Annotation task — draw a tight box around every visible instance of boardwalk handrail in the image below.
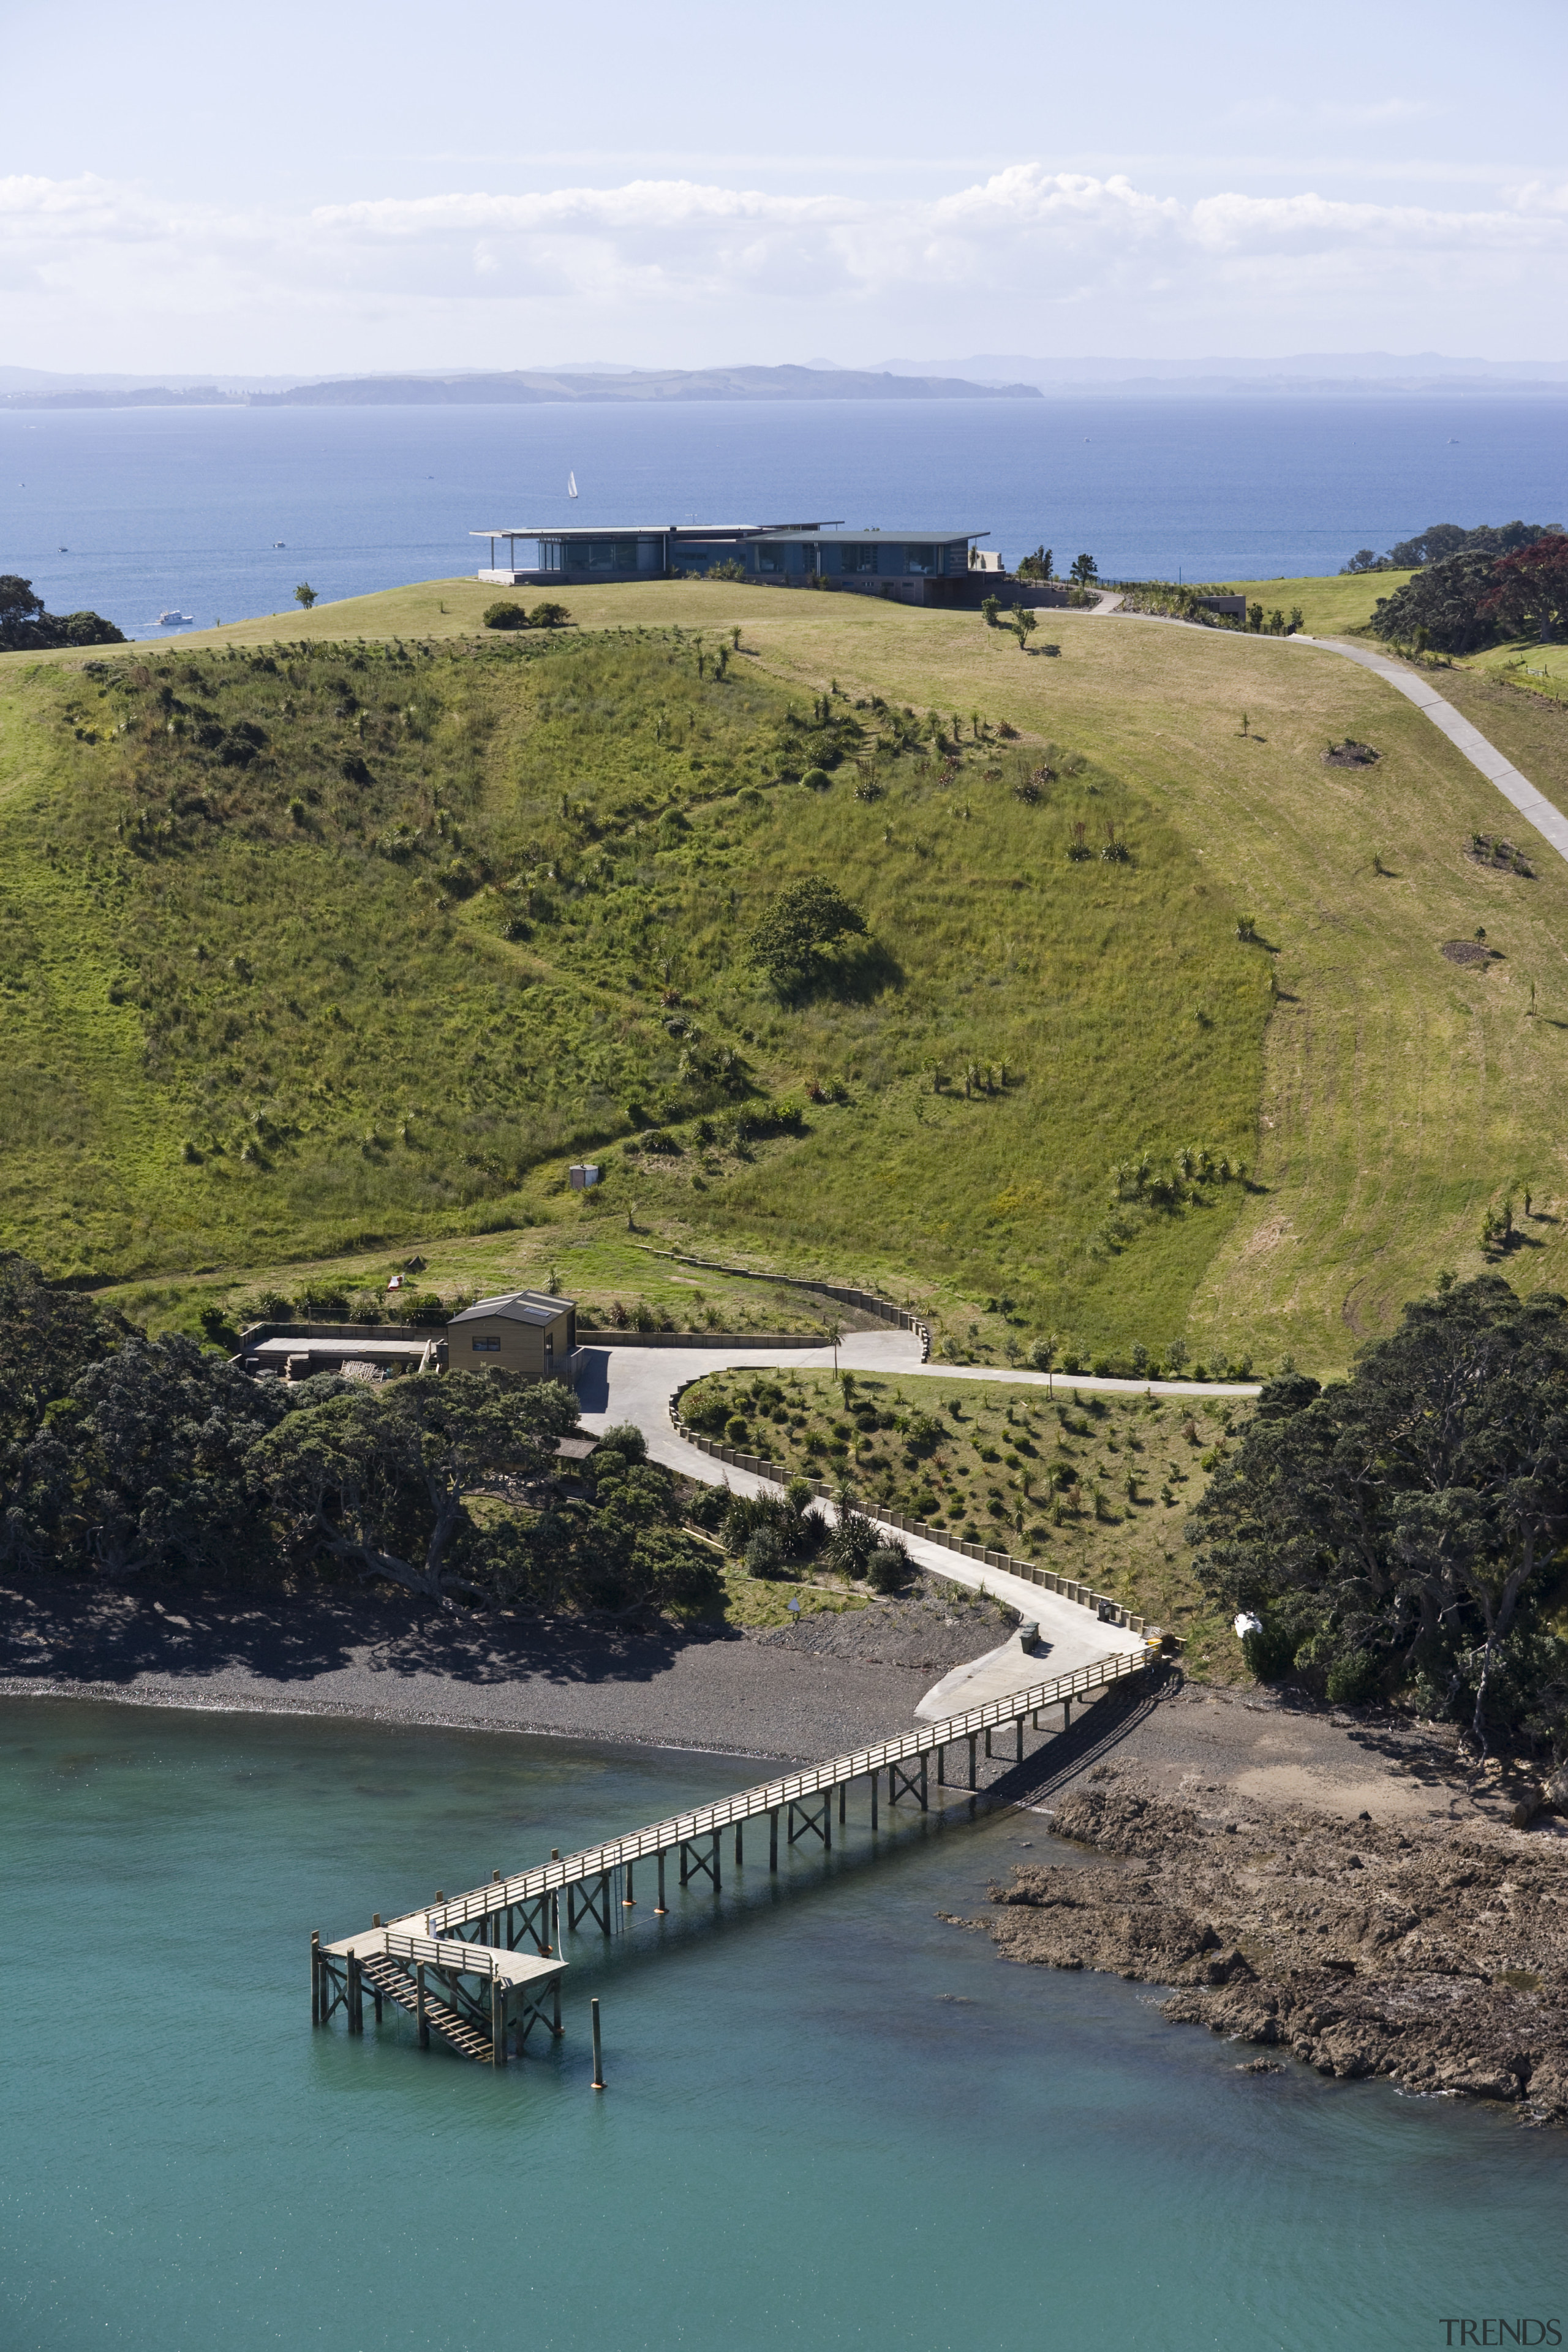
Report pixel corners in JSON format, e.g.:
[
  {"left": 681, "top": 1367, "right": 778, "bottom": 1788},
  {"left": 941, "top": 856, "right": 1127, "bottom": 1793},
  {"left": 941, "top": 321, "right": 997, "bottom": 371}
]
[
  {"left": 427, "top": 1645, "right": 1148, "bottom": 1934},
  {"left": 382, "top": 1932, "right": 497, "bottom": 1978}
]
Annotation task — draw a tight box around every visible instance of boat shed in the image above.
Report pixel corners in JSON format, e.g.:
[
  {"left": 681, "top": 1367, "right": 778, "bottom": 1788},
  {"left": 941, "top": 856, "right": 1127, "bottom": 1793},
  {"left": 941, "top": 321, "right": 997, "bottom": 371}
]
[
  {"left": 447, "top": 1289, "right": 578, "bottom": 1384},
  {"left": 471, "top": 521, "right": 989, "bottom": 605}
]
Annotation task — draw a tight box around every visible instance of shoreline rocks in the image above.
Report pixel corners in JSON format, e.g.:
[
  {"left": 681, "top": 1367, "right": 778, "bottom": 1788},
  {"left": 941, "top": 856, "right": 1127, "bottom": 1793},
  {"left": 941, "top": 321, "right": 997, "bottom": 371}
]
[{"left": 965, "top": 1782, "right": 1568, "bottom": 2125}]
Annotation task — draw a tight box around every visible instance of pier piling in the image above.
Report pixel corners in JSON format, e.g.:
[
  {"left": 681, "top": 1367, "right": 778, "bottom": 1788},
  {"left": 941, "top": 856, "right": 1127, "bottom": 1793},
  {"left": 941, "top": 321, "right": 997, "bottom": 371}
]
[{"left": 590, "top": 1998, "right": 605, "bottom": 2091}]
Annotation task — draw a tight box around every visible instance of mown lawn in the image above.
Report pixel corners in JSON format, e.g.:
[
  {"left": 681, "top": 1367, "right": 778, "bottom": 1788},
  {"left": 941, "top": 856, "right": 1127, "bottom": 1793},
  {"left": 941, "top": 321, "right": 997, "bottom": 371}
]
[{"left": 1219, "top": 571, "right": 1415, "bottom": 637}]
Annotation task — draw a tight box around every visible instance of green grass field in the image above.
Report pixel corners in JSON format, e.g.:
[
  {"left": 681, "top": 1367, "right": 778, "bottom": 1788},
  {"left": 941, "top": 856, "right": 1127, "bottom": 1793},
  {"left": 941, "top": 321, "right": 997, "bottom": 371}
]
[
  {"left": 1220, "top": 571, "right": 1416, "bottom": 637},
  {"left": 6, "top": 571, "right": 1568, "bottom": 1374}
]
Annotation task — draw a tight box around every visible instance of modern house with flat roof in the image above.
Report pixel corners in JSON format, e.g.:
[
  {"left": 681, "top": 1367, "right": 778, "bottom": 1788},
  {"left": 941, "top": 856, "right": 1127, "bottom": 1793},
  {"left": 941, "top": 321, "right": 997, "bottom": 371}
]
[
  {"left": 472, "top": 521, "right": 990, "bottom": 606},
  {"left": 447, "top": 1289, "right": 578, "bottom": 1384}
]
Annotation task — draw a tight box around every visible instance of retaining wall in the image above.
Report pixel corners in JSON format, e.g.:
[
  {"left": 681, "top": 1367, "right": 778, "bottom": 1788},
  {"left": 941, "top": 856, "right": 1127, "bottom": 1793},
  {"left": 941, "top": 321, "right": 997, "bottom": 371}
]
[
  {"left": 579, "top": 1329, "right": 824, "bottom": 1350},
  {"left": 635, "top": 1248, "right": 931, "bottom": 1360},
  {"left": 668, "top": 1397, "right": 1145, "bottom": 1636}
]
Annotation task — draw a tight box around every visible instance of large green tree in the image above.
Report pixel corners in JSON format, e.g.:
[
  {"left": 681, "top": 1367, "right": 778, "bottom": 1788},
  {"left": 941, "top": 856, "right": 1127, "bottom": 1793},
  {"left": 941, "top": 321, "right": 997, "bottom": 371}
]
[
  {"left": 744, "top": 876, "right": 867, "bottom": 992},
  {"left": 253, "top": 1370, "right": 580, "bottom": 1599},
  {"left": 1191, "top": 1278, "right": 1568, "bottom": 1749}
]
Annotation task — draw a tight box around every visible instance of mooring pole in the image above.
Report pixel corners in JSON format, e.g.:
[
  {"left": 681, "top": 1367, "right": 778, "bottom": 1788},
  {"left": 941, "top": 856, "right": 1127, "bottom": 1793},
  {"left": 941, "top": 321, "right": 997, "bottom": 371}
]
[
  {"left": 655, "top": 1850, "right": 667, "bottom": 1913},
  {"left": 769, "top": 1809, "right": 779, "bottom": 1871},
  {"left": 552, "top": 1978, "right": 563, "bottom": 2037},
  {"left": 311, "top": 1931, "right": 321, "bottom": 2025},
  {"left": 590, "top": 1999, "right": 605, "bottom": 2091}
]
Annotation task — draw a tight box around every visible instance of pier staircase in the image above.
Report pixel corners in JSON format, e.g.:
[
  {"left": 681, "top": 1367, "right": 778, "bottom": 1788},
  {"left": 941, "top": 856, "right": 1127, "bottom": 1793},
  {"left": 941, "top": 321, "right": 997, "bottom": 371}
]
[{"left": 359, "top": 1951, "right": 494, "bottom": 2064}]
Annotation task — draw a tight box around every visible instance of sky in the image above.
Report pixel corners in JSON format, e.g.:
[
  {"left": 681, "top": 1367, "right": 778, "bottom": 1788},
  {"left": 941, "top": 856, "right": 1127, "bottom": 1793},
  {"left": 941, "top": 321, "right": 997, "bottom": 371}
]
[{"left": 4, "top": 0, "right": 1567, "bottom": 376}]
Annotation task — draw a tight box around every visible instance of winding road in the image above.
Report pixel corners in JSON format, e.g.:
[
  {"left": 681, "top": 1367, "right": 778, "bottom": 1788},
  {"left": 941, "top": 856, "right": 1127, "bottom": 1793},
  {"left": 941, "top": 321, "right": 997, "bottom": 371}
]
[{"left": 575, "top": 1332, "right": 1250, "bottom": 1681}]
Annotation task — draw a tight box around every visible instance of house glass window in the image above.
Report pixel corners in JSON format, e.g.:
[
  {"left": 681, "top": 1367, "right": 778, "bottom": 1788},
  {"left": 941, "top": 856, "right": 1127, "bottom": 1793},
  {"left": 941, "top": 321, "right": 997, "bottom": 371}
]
[
  {"left": 472, "top": 1336, "right": 501, "bottom": 1352},
  {"left": 844, "top": 545, "right": 877, "bottom": 573},
  {"left": 757, "top": 545, "right": 781, "bottom": 571},
  {"left": 905, "top": 545, "right": 936, "bottom": 575}
]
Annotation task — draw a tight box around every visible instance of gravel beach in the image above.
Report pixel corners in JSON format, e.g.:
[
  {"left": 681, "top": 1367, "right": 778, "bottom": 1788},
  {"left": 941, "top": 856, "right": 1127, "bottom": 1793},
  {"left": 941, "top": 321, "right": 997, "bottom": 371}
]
[{"left": 0, "top": 1577, "right": 1014, "bottom": 1760}]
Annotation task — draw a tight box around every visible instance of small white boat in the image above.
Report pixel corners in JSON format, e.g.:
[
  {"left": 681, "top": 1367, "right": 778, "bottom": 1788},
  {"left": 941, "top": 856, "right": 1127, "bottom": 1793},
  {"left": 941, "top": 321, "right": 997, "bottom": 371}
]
[
  {"left": 568, "top": 470, "right": 578, "bottom": 499},
  {"left": 273, "top": 540, "right": 285, "bottom": 548},
  {"left": 156, "top": 609, "right": 195, "bottom": 625}
]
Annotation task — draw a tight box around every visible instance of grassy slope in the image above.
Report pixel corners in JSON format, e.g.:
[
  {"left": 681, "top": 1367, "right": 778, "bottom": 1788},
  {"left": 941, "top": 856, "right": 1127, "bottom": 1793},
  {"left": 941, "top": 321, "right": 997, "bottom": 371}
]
[
  {"left": 0, "top": 617, "right": 1266, "bottom": 1368},
  {"left": 6, "top": 574, "right": 1568, "bottom": 1372},
  {"left": 682, "top": 1363, "right": 1244, "bottom": 1677}
]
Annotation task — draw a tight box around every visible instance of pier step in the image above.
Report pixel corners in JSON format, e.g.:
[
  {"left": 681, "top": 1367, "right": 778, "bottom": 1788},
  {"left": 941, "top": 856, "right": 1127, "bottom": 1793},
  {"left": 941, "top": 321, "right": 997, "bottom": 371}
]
[{"left": 360, "top": 1953, "right": 494, "bottom": 2064}]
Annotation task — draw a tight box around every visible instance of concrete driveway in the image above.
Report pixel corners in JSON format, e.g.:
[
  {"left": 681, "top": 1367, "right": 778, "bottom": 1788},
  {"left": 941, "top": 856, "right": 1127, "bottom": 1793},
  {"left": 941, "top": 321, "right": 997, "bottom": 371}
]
[{"left": 575, "top": 1330, "right": 1156, "bottom": 1674}]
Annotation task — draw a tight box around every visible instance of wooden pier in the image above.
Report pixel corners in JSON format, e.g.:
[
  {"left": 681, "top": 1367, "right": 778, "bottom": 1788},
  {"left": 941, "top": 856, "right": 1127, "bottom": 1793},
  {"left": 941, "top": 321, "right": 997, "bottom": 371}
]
[{"left": 312, "top": 1643, "right": 1151, "bottom": 2067}]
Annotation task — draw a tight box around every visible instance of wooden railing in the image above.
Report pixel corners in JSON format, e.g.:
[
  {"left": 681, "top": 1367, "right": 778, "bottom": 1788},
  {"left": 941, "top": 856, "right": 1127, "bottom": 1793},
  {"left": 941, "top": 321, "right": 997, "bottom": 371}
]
[
  {"left": 427, "top": 1645, "right": 1149, "bottom": 1934},
  {"left": 382, "top": 1931, "right": 497, "bottom": 1978}
]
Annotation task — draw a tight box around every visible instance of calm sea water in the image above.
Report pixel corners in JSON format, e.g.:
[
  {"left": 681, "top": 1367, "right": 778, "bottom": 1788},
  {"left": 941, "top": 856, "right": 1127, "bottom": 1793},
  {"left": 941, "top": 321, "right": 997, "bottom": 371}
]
[
  {"left": 1, "top": 398, "right": 1565, "bottom": 639},
  {"left": 2, "top": 1695, "right": 1562, "bottom": 2352}
]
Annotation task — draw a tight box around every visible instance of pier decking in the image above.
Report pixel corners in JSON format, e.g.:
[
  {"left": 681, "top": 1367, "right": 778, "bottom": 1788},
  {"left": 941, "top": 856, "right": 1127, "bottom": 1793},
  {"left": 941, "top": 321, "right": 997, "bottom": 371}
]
[{"left": 313, "top": 1643, "right": 1152, "bottom": 2066}]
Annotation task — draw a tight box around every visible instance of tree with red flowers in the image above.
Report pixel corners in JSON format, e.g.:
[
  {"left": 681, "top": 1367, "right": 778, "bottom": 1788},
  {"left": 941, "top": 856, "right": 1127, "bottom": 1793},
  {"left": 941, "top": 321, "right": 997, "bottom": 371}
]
[{"left": 1480, "top": 533, "right": 1568, "bottom": 640}]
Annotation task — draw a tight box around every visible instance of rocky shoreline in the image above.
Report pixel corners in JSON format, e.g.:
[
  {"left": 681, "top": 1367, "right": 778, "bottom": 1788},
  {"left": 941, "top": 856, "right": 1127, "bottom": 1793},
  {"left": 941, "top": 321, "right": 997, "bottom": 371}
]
[{"left": 964, "top": 1779, "right": 1568, "bottom": 2125}]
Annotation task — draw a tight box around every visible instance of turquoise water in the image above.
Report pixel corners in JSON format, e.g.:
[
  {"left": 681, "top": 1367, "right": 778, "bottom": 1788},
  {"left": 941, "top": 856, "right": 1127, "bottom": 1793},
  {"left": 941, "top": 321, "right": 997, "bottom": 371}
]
[{"left": 2, "top": 1697, "right": 1564, "bottom": 2352}]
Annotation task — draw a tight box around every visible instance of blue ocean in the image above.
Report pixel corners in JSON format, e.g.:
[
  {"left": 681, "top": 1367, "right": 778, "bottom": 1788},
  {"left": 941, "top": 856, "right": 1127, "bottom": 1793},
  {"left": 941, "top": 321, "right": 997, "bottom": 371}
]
[{"left": 1, "top": 395, "right": 1565, "bottom": 639}]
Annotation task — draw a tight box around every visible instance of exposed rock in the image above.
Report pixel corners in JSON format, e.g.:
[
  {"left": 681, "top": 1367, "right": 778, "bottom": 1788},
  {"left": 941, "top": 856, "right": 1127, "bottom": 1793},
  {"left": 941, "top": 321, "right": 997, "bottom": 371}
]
[{"left": 965, "top": 1784, "right": 1568, "bottom": 2124}]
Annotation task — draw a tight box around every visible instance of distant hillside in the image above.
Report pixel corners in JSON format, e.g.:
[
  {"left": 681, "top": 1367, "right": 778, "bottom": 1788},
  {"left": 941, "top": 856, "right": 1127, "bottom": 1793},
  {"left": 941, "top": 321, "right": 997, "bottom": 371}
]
[
  {"left": 254, "top": 365, "right": 1040, "bottom": 406},
  {"left": 0, "top": 364, "right": 1039, "bottom": 412}
]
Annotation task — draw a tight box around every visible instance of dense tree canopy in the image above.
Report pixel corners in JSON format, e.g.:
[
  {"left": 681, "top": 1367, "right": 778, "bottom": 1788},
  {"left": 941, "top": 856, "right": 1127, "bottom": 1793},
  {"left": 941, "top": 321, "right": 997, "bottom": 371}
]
[
  {"left": 0, "top": 1254, "right": 718, "bottom": 1617},
  {"left": 1191, "top": 1278, "right": 1568, "bottom": 1749},
  {"left": 253, "top": 1370, "right": 579, "bottom": 1599},
  {"left": 1343, "top": 520, "right": 1558, "bottom": 576},
  {"left": 1480, "top": 535, "right": 1568, "bottom": 640},
  {"left": 1370, "top": 550, "right": 1517, "bottom": 654},
  {"left": 0, "top": 575, "right": 124, "bottom": 652}
]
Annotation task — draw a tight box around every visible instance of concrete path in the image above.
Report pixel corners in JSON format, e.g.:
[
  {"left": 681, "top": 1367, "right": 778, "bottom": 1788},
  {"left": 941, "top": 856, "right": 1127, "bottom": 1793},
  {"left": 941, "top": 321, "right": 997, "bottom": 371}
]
[
  {"left": 915, "top": 1623, "right": 1067, "bottom": 1722},
  {"left": 575, "top": 1330, "right": 1159, "bottom": 1671},
  {"left": 1295, "top": 636, "right": 1568, "bottom": 867}
]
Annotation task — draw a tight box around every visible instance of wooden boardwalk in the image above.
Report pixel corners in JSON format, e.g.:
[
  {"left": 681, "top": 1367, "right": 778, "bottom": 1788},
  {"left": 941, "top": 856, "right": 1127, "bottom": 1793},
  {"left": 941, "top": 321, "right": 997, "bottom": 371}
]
[{"left": 312, "top": 1643, "right": 1152, "bottom": 2066}]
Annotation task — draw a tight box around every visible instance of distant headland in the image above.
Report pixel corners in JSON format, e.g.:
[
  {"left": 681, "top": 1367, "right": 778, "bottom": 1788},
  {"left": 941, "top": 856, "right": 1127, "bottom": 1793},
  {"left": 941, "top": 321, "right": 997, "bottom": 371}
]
[{"left": 0, "top": 363, "right": 1041, "bottom": 412}]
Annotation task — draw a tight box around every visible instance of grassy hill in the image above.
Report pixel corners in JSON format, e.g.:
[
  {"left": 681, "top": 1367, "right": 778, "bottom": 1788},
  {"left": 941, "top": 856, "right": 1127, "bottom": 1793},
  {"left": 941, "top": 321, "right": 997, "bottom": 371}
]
[{"left": 6, "top": 573, "right": 1568, "bottom": 1373}]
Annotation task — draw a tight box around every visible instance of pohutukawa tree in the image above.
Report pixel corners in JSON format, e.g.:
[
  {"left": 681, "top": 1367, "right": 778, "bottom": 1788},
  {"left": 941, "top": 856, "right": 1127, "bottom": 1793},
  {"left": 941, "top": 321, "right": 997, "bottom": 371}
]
[{"left": 1190, "top": 1276, "right": 1568, "bottom": 1751}]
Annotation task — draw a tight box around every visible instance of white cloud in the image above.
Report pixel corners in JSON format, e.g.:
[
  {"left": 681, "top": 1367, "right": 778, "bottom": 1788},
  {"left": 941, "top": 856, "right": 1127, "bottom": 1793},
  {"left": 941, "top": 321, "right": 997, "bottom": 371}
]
[{"left": 2, "top": 162, "right": 1565, "bottom": 366}]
